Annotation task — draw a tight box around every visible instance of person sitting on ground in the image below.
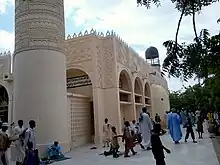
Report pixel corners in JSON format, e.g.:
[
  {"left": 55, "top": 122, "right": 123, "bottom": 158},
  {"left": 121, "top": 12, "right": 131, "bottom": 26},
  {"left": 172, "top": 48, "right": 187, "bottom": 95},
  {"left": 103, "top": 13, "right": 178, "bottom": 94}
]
[
  {"left": 151, "top": 124, "right": 171, "bottom": 165},
  {"left": 48, "top": 141, "right": 64, "bottom": 160}
]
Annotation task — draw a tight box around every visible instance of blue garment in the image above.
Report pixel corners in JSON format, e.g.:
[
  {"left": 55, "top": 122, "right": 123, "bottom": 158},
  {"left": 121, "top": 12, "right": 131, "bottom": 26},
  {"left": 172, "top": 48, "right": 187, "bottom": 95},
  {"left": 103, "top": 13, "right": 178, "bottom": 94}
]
[
  {"left": 23, "top": 149, "right": 38, "bottom": 165},
  {"left": 168, "top": 112, "right": 182, "bottom": 142},
  {"left": 48, "top": 145, "right": 63, "bottom": 159}
]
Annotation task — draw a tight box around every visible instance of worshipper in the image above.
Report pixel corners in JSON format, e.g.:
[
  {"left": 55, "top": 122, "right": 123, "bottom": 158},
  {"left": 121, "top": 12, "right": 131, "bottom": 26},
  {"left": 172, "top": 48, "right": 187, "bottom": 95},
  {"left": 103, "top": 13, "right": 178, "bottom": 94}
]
[
  {"left": 48, "top": 141, "right": 64, "bottom": 160},
  {"left": 151, "top": 124, "right": 171, "bottom": 165},
  {"left": 155, "top": 113, "right": 166, "bottom": 135},
  {"left": 180, "top": 110, "right": 187, "bottom": 127},
  {"left": 0, "top": 123, "right": 12, "bottom": 165},
  {"left": 133, "top": 125, "right": 145, "bottom": 150},
  {"left": 122, "top": 121, "right": 137, "bottom": 157},
  {"left": 195, "top": 110, "right": 201, "bottom": 123},
  {"left": 111, "top": 126, "right": 122, "bottom": 158},
  {"left": 103, "top": 118, "right": 111, "bottom": 148},
  {"left": 130, "top": 120, "right": 137, "bottom": 134},
  {"left": 167, "top": 109, "right": 182, "bottom": 144},
  {"left": 185, "top": 115, "right": 197, "bottom": 143},
  {"left": 13, "top": 120, "right": 25, "bottom": 165},
  {"left": 189, "top": 112, "right": 196, "bottom": 126},
  {"left": 24, "top": 120, "right": 36, "bottom": 150},
  {"left": 139, "top": 107, "right": 153, "bottom": 150},
  {"left": 23, "top": 142, "right": 39, "bottom": 165},
  {"left": 197, "top": 116, "right": 204, "bottom": 139},
  {"left": 155, "top": 113, "right": 161, "bottom": 124}
]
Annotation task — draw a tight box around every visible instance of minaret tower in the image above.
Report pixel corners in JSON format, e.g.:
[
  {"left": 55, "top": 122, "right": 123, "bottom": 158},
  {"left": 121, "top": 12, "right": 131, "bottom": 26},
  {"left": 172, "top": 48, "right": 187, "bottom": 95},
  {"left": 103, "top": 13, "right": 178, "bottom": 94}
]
[
  {"left": 13, "top": 0, "right": 69, "bottom": 152},
  {"left": 145, "top": 46, "right": 161, "bottom": 73}
]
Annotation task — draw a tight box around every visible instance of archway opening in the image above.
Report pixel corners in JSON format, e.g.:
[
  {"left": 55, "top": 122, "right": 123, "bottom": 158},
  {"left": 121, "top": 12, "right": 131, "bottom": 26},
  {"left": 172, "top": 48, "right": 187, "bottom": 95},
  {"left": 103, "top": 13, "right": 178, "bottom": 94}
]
[
  {"left": 0, "top": 85, "right": 8, "bottom": 123},
  {"left": 66, "top": 69, "right": 95, "bottom": 148},
  {"left": 119, "top": 70, "right": 133, "bottom": 129},
  {"left": 144, "top": 82, "right": 151, "bottom": 114},
  {"left": 134, "top": 77, "right": 143, "bottom": 120}
]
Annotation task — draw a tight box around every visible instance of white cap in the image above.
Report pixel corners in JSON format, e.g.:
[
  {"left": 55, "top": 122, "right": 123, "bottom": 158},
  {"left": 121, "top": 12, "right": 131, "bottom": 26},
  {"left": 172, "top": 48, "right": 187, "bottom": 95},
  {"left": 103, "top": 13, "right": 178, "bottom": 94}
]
[{"left": 2, "top": 122, "right": 9, "bottom": 127}]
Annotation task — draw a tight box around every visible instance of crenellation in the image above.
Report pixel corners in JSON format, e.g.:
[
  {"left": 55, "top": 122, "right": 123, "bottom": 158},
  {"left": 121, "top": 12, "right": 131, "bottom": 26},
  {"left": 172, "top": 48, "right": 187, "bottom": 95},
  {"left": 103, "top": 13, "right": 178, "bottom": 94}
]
[{"left": 0, "top": 51, "right": 11, "bottom": 56}]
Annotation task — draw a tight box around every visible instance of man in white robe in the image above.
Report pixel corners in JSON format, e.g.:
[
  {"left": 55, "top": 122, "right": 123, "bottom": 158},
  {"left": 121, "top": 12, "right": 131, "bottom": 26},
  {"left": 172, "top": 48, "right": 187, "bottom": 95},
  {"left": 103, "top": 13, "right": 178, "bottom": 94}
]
[
  {"left": 13, "top": 120, "right": 25, "bottom": 165},
  {"left": 24, "top": 120, "right": 36, "bottom": 150},
  {"left": 139, "top": 107, "right": 153, "bottom": 150}
]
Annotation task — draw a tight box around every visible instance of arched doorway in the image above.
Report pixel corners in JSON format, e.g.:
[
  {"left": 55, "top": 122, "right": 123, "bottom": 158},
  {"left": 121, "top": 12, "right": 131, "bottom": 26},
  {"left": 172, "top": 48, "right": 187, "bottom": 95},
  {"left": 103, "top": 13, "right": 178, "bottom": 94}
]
[
  {"left": 119, "top": 70, "right": 133, "bottom": 128},
  {"left": 66, "top": 68, "right": 95, "bottom": 148},
  {"left": 134, "top": 77, "right": 143, "bottom": 120},
  {"left": 0, "top": 85, "right": 8, "bottom": 123},
  {"left": 144, "top": 82, "right": 151, "bottom": 114}
]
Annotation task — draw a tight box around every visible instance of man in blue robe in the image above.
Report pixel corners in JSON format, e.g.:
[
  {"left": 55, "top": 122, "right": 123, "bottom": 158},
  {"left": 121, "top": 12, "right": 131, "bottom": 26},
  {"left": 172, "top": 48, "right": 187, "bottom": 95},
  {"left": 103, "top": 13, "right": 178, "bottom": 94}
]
[{"left": 167, "top": 109, "right": 182, "bottom": 144}]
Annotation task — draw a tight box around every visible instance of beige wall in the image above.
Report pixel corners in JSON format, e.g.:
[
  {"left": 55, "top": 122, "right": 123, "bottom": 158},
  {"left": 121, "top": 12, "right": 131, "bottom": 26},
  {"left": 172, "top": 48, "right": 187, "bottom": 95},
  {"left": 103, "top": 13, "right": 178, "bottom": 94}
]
[
  {"left": 0, "top": 30, "right": 170, "bottom": 151},
  {"left": 65, "top": 31, "right": 170, "bottom": 145},
  {"left": 151, "top": 84, "right": 170, "bottom": 120}
]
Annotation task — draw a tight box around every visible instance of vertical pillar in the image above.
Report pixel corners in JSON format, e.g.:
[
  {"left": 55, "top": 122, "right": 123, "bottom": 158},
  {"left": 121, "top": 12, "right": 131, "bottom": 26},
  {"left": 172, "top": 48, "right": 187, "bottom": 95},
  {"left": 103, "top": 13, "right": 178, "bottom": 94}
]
[{"left": 13, "top": 0, "right": 69, "bottom": 154}]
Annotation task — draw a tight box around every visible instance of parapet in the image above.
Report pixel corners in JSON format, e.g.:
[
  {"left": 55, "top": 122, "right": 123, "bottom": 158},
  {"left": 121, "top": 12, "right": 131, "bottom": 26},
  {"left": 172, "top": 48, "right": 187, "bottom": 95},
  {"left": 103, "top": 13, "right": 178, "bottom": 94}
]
[
  {"left": 0, "top": 51, "right": 11, "bottom": 57},
  {"left": 66, "top": 28, "right": 129, "bottom": 48}
]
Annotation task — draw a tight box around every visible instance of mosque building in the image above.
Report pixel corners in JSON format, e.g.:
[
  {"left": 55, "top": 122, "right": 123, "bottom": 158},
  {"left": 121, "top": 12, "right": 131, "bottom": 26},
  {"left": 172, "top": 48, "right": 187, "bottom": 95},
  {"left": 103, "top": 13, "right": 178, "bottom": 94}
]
[{"left": 0, "top": 0, "right": 170, "bottom": 157}]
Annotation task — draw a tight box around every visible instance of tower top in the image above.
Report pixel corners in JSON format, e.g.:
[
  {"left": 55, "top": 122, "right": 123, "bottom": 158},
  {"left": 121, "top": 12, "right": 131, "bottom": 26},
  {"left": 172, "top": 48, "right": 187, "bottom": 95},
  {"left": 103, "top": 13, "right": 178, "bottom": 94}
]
[
  {"left": 145, "top": 46, "right": 159, "bottom": 59},
  {"left": 14, "top": 0, "right": 65, "bottom": 55}
]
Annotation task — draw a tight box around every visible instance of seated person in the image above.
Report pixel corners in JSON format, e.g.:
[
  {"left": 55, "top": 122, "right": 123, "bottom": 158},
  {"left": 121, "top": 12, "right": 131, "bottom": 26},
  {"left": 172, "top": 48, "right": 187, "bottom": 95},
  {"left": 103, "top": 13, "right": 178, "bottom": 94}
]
[{"left": 48, "top": 141, "right": 64, "bottom": 160}]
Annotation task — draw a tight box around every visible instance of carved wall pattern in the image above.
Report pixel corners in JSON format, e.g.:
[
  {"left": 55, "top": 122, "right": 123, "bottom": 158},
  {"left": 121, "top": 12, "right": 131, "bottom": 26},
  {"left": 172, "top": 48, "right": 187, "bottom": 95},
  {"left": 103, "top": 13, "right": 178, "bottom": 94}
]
[
  {"left": 0, "top": 52, "right": 11, "bottom": 81},
  {"left": 15, "top": 0, "right": 65, "bottom": 54},
  {"left": 65, "top": 40, "right": 93, "bottom": 67},
  {"left": 116, "top": 39, "right": 129, "bottom": 67},
  {"left": 102, "top": 39, "right": 114, "bottom": 88},
  {"left": 95, "top": 45, "right": 102, "bottom": 88}
]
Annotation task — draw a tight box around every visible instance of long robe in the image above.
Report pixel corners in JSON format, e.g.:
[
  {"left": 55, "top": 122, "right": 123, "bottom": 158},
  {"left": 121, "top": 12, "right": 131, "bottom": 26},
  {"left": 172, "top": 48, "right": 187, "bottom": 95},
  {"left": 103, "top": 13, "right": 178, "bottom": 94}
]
[
  {"left": 13, "top": 126, "right": 25, "bottom": 162},
  {"left": 167, "top": 112, "right": 182, "bottom": 142},
  {"left": 24, "top": 128, "right": 36, "bottom": 150},
  {"left": 140, "top": 112, "right": 153, "bottom": 147}
]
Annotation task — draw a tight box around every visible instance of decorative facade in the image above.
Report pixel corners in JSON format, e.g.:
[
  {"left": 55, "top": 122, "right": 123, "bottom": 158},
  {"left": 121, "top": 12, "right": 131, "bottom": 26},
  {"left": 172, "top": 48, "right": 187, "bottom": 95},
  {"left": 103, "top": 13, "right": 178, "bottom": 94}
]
[{"left": 0, "top": 0, "right": 170, "bottom": 158}]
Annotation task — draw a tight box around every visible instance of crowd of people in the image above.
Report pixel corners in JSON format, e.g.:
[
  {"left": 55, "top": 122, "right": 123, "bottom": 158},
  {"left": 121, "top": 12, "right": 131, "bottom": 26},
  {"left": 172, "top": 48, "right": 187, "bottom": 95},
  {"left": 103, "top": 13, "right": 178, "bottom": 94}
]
[
  {"left": 0, "top": 120, "right": 63, "bottom": 165},
  {"left": 102, "top": 107, "right": 206, "bottom": 165},
  {"left": 102, "top": 107, "right": 171, "bottom": 165},
  {"left": 0, "top": 107, "right": 207, "bottom": 165}
]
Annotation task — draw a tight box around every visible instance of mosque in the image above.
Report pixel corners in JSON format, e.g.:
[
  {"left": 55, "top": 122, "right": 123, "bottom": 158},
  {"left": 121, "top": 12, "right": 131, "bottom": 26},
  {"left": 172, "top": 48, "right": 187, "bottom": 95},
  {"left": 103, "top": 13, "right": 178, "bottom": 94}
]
[{"left": 0, "top": 0, "right": 170, "bottom": 157}]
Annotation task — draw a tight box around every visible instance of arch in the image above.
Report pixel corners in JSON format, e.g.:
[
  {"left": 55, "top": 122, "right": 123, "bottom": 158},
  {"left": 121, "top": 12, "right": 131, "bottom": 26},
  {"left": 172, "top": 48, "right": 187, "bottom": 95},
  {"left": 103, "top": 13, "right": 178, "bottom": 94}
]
[
  {"left": 118, "top": 69, "right": 132, "bottom": 92},
  {"left": 144, "top": 82, "right": 151, "bottom": 97},
  {"left": 0, "top": 84, "right": 9, "bottom": 122},
  {"left": 66, "top": 66, "right": 93, "bottom": 85},
  {"left": 134, "top": 77, "right": 143, "bottom": 95},
  {"left": 66, "top": 68, "right": 95, "bottom": 148}
]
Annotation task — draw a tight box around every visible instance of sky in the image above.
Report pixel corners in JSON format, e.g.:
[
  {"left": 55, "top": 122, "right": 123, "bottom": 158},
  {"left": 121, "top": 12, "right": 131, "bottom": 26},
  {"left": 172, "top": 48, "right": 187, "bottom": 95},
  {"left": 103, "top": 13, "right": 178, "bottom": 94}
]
[{"left": 0, "top": 0, "right": 219, "bottom": 91}]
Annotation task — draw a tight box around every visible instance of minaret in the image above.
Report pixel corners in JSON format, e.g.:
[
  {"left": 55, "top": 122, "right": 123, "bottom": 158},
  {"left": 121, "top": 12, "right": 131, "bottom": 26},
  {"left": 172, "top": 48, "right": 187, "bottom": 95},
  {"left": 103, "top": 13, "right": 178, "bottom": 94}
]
[
  {"left": 145, "top": 46, "right": 161, "bottom": 73},
  {"left": 13, "top": 0, "right": 69, "bottom": 153}
]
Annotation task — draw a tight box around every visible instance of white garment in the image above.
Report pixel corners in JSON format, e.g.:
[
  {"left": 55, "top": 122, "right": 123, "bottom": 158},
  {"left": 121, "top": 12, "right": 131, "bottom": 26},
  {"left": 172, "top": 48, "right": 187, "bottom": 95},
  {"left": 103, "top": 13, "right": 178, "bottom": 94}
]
[
  {"left": 140, "top": 113, "right": 153, "bottom": 148},
  {"left": 24, "top": 128, "right": 36, "bottom": 150},
  {"left": 13, "top": 126, "right": 25, "bottom": 162},
  {"left": 130, "top": 123, "right": 137, "bottom": 134}
]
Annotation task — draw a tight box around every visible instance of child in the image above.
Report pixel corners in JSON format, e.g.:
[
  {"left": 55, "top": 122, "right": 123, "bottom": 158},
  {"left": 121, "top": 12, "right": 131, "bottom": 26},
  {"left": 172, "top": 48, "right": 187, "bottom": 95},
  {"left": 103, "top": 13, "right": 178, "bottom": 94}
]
[
  {"left": 135, "top": 126, "right": 145, "bottom": 150},
  {"left": 151, "top": 124, "right": 171, "bottom": 165},
  {"left": 197, "top": 116, "right": 204, "bottom": 139},
  {"left": 23, "top": 142, "right": 40, "bottom": 165},
  {"left": 123, "top": 121, "right": 137, "bottom": 157},
  {"left": 111, "top": 126, "right": 122, "bottom": 158}
]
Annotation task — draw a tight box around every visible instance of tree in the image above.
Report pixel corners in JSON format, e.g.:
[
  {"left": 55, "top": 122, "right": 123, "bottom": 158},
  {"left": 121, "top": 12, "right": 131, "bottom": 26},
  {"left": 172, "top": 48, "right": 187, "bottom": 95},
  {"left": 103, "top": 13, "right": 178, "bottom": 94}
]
[{"left": 137, "top": 1, "right": 220, "bottom": 81}]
